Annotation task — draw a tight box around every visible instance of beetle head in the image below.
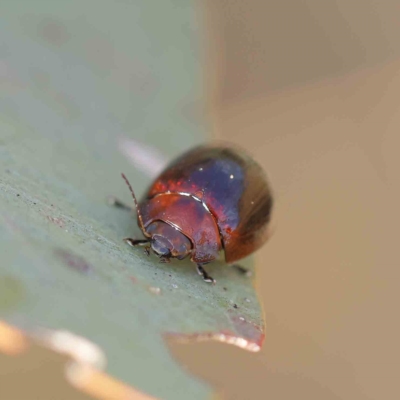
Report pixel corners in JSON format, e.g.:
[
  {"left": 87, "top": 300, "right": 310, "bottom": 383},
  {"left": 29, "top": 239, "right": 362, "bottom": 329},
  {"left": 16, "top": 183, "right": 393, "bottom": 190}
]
[
  {"left": 146, "top": 221, "right": 192, "bottom": 261},
  {"left": 151, "top": 235, "right": 172, "bottom": 257}
]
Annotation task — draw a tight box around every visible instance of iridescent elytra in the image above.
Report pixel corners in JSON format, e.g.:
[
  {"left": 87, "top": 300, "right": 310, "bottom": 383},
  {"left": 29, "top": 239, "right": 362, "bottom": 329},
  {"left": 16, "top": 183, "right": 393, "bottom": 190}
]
[{"left": 115, "top": 144, "right": 273, "bottom": 284}]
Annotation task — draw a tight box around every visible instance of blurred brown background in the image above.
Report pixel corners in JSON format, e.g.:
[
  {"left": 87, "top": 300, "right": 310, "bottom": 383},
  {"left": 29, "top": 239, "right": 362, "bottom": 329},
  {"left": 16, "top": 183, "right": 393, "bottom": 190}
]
[{"left": 173, "top": 1, "right": 400, "bottom": 399}]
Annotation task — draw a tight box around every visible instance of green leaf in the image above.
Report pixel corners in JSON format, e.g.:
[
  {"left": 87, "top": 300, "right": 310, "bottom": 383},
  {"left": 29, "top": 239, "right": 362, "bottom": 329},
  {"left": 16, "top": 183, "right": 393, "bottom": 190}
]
[{"left": 0, "top": 1, "right": 265, "bottom": 399}]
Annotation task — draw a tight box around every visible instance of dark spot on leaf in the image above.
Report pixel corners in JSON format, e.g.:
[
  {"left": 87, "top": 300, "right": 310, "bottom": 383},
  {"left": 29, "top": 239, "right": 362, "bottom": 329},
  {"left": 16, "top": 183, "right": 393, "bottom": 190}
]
[
  {"left": 38, "top": 19, "right": 69, "bottom": 46},
  {"left": 55, "top": 249, "right": 92, "bottom": 275},
  {"left": 16, "top": 194, "right": 20, "bottom": 197},
  {"left": 223, "top": 287, "right": 227, "bottom": 291},
  {"left": 233, "top": 304, "right": 238, "bottom": 309}
]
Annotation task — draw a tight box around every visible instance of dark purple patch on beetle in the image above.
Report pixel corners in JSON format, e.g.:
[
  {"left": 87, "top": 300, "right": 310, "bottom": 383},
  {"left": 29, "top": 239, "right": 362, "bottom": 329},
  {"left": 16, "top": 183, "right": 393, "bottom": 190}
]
[{"left": 55, "top": 249, "right": 92, "bottom": 275}]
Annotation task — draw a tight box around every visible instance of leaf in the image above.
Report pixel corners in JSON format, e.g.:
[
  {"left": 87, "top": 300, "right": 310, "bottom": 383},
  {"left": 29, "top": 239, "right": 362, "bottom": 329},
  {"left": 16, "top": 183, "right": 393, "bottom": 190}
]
[{"left": 0, "top": 1, "right": 265, "bottom": 399}]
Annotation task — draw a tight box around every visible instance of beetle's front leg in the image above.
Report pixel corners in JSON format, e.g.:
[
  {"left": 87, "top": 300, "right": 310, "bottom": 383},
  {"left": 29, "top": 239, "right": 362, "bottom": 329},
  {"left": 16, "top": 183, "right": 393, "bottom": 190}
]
[
  {"left": 124, "top": 238, "right": 149, "bottom": 246},
  {"left": 124, "top": 238, "right": 151, "bottom": 256},
  {"left": 196, "top": 264, "right": 216, "bottom": 284}
]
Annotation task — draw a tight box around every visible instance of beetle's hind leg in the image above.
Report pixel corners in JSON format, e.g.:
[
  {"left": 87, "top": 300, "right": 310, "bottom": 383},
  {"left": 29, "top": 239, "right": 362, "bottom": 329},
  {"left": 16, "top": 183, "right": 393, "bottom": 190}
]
[
  {"left": 107, "top": 196, "right": 132, "bottom": 211},
  {"left": 232, "top": 264, "right": 252, "bottom": 277},
  {"left": 196, "top": 264, "right": 216, "bottom": 284}
]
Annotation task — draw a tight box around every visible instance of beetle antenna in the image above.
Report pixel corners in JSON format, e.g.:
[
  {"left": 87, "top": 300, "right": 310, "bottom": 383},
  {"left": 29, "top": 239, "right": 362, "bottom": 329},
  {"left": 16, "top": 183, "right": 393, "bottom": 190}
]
[{"left": 121, "top": 173, "right": 147, "bottom": 235}]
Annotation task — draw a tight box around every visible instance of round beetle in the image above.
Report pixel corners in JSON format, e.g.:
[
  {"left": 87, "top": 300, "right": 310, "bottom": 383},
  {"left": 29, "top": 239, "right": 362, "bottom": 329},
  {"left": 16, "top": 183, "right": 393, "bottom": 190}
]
[{"left": 118, "top": 144, "right": 273, "bottom": 284}]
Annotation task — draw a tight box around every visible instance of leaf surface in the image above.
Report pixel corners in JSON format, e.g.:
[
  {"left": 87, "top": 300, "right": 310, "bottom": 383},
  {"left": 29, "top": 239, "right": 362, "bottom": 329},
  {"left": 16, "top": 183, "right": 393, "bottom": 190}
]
[{"left": 0, "top": 1, "right": 265, "bottom": 398}]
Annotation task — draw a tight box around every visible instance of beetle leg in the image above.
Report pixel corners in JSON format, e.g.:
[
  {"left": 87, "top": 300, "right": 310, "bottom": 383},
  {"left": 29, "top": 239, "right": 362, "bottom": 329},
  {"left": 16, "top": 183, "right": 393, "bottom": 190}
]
[
  {"left": 159, "top": 256, "right": 171, "bottom": 263},
  {"left": 232, "top": 264, "right": 252, "bottom": 277},
  {"left": 196, "top": 265, "right": 216, "bottom": 284},
  {"left": 124, "top": 238, "right": 149, "bottom": 247},
  {"left": 107, "top": 196, "right": 132, "bottom": 211},
  {"left": 124, "top": 238, "right": 151, "bottom": 256}
]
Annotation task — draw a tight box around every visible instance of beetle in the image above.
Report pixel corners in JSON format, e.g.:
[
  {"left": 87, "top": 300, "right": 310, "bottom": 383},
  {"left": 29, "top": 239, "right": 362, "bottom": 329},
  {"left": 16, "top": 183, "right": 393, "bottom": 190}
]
[{"left": 113, "top": 144, "right": 273, "bottom": 284}]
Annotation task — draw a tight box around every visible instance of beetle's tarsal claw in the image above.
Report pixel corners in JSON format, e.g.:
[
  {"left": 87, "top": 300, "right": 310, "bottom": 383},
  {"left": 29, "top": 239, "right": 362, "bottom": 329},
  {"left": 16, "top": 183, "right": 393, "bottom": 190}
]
[
  {"left": 196, "top": 265, "right": 216, "bottom": 284},
  {"left": 233, "top": 264, "right": 252, "bottom": 277},
  {"left": 144, "top": 247, "right": 150, "bottom": 256},
  {"left": 124, "top": 238, "right": 135, "bottom": 247}
]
